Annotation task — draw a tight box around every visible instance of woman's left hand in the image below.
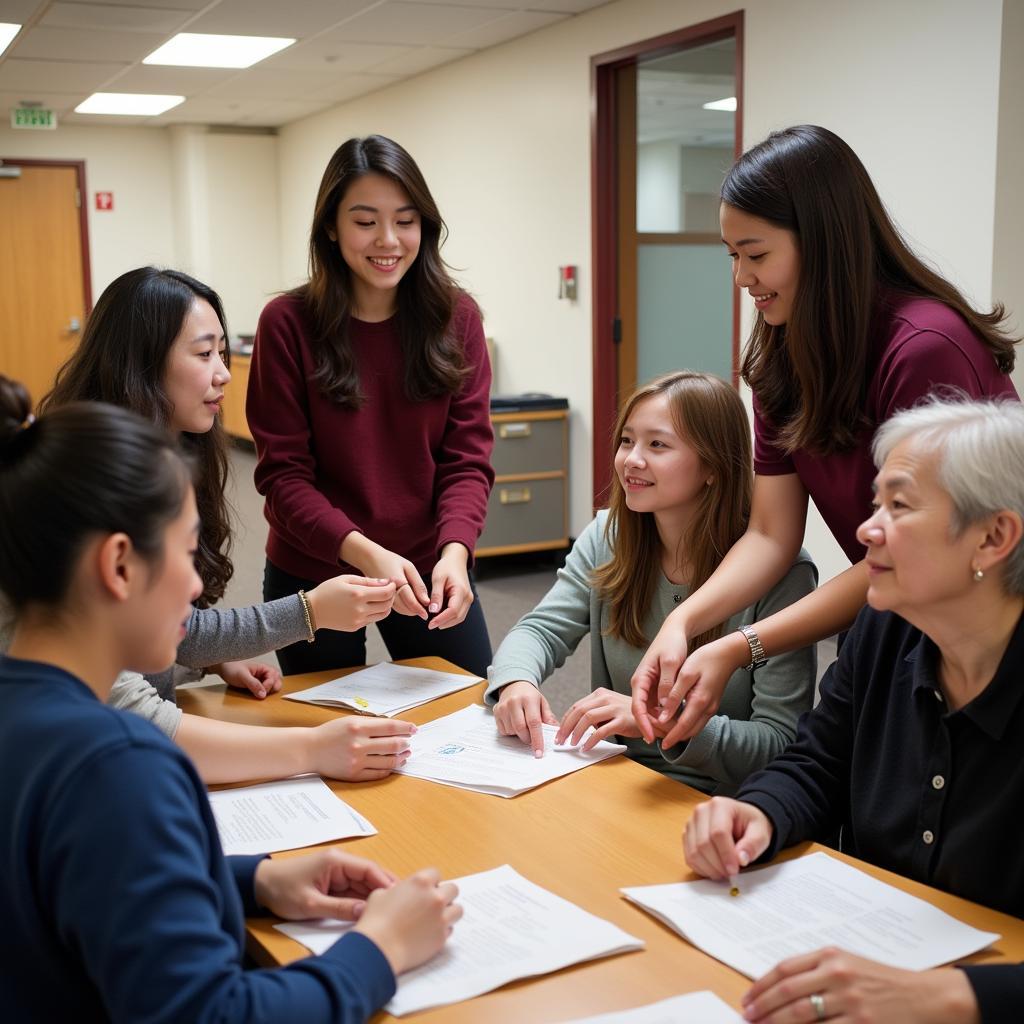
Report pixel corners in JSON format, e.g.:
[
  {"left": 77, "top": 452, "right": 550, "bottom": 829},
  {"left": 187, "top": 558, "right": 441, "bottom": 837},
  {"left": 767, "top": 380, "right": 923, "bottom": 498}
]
[
  {"left": 555, "top": 688, "right": 642, "bottom": 752},
  {"left": 253, "top": 848, "right": 398, "bottom": 922},
  {"left": 741, "top": 947, "right": 980, "bottom": 1023},
  {"left": 216, "top": 659, "right": 283, "bottom": 699},
  {"left": 428, "top": 543, "right": 474, "bottom": 630}
]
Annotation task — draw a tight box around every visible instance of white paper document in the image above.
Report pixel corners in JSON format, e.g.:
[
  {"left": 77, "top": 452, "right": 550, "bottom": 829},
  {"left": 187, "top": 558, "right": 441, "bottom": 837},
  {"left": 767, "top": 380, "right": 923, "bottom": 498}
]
[
  {"left": 556, "top": 991, "right": 743, "bottom": 1023},
  {"left": 208, "top": 776, "right": 376, "bottom": 855},
  {"left": 621, "top": 851, "right": 999, "bottom": 979},
  {"left": 393, "top": 703, "right": 625, "bottom": 797},
  {"left": 276, "top": 864, "right": 644, "bottom": 1016},
  {"left": 283, "top": 661, "right": 480, "bottom": 717}
]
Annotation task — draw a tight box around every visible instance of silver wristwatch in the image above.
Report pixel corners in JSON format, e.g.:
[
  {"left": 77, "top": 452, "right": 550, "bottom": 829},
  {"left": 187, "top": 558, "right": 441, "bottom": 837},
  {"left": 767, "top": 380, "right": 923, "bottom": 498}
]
[{"left": 738, "top": 625, "right": 767, "bottom": 670}]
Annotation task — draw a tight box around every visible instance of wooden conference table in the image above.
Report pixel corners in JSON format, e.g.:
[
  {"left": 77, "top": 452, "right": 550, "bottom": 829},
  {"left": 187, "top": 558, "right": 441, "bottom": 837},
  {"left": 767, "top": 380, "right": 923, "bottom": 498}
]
[{"left": 179, "top": 658, "right": 1024, "bottom": 1023}]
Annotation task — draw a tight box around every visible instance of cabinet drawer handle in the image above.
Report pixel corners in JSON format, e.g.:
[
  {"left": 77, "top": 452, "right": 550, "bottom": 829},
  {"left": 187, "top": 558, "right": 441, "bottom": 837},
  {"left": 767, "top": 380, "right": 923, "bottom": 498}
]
[
  {"left": 499, "top": 487, "right": 532, "bottom": 505},
  {"left": 499, "top": 422, "right": 532, "bottom": 439}
]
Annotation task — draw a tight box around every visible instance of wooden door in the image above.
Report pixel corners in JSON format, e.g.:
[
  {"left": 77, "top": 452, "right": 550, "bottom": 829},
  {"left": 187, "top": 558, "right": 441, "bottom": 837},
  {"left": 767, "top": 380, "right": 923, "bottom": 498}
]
[{"left": 0, "top": 162, "right": 88, "bottom": 408}]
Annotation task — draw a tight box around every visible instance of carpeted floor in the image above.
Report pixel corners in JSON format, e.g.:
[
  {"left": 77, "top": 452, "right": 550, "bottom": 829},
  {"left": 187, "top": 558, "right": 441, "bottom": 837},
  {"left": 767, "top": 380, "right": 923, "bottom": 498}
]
[{"left": 221, "top": 444, "right": 834, "bottom": 714}]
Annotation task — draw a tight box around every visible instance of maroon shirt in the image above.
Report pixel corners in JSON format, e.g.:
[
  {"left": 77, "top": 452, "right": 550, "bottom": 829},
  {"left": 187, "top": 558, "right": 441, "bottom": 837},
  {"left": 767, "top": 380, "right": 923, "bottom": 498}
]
[
  {"left": 754, "top": 293, "right": 1018, "bottom": 563},
  {"left": 248, "top": 292, "right": 494, "bottom": 583}
]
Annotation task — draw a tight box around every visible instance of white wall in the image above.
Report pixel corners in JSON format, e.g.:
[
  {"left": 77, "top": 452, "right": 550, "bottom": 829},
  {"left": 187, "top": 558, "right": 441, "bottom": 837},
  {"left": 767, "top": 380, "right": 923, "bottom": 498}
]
[
  {"left": 276, "top": 0, "right": 1005, "bottom": 584},
  {"left": 994, "top": 0, "right": 1024, "bottom": 395},
  {"left": 0, "top": 124, "right": 176, "bottom": 302}
]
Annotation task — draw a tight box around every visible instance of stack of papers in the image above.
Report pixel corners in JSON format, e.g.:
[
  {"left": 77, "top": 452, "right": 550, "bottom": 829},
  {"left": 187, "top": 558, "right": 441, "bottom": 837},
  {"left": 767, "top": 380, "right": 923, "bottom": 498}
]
[
  {"left": 276, "top": 864, "right": 644, "bottom": 1016},
  {"left": 284, "top": 661, "right": 480, "bottom": 717},
  {"left": 557, "top": 992, "right": 743, "bottom": 1023},
  {"left": 393, "top": 704, "right": 625, "bottom": 797},
  {"left": 207, "top": 776, "right": 376, "bottom": 855},
  {"left": 621, "top": 851, "right": 999, "bottom": 978}
]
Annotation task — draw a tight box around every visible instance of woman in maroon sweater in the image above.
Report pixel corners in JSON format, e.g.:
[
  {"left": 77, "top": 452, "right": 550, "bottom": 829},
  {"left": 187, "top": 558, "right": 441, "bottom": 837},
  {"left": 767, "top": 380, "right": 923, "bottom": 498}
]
[{"left": 249, "top": 135, "right": 494, "bottom": 676}]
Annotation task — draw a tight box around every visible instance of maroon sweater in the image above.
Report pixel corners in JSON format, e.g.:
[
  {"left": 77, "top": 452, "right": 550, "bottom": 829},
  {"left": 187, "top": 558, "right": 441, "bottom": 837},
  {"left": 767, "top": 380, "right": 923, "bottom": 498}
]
[
  {"left": 248, "top": 293, "right": 494, "bottom": 583},
  {"left": 755, "top": 293, "right": 1018, "bottom": 562}
]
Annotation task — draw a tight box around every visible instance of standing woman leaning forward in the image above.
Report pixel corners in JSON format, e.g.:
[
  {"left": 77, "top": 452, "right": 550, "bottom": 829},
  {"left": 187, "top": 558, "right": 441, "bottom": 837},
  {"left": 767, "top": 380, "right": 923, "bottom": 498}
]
[
  {"left": 633, "top": 125, "right": 1019, "bottom": 747},
  {"left": 250, "top": 135, "right": 494, "bottom": 677}
]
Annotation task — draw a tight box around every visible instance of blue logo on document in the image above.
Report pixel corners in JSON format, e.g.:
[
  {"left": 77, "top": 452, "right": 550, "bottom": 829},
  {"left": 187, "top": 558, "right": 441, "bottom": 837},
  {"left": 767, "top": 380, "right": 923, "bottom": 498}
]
[{"left": 437, "top": 743, "right": 465, "bottom": 756}]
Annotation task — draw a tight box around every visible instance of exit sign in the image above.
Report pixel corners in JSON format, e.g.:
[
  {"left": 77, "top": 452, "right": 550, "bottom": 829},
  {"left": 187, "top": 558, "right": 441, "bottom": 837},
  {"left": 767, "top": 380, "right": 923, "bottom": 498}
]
[{"left": 11, "top": 108, "right": 57, "bottom": 130}]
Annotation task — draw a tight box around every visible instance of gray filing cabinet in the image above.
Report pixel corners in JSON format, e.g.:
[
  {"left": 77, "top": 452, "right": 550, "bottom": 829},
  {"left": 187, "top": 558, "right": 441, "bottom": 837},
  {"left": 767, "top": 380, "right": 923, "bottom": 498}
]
[{"left": 477, "top": 409, "right": 569, "bottom": 557}]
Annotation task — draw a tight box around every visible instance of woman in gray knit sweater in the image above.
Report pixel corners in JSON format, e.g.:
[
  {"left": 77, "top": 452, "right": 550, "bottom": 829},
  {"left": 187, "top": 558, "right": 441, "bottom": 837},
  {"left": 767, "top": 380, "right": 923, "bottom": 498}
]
[
  {"left": 39, "top": 267, "right": 416, "bottom": 784},
  {"left": 488, "top": 372, "right": 817, "bottom": 795}
]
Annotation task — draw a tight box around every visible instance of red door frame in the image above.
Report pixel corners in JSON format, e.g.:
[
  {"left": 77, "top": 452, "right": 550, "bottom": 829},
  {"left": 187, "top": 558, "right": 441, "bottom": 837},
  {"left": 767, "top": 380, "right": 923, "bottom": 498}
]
[
  {"left": 1, "top": 157, "right": 93, "bottom": 312},
  {"left": 589, "top": 11, "right": 744, "bottom": 508}
]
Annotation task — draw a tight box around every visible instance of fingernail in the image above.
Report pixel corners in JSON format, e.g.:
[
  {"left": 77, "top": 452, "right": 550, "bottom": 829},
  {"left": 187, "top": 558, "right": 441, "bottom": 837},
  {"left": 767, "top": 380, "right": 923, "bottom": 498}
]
[
  {"left": 378, "top": 578, "right": 389, "bottom": 584},
  {"left": 256, "top": 689, "right": 265, "bottom": 698},
  {"left": 399, "top": 758, "right": 408, "bottom": 767},
  {"left": 534, "top": 749, "right": 543, "bottom": 758},
  {"left": 352, "top": 900, "right": 366, "bottom": 918},
  {"left": 409, "top": 724, "right": 418, "bottom": 734},
  {"left": 429, "top": 603, "right": 439, "bottom": 613},
  {"left": 738, "top": 850, "right": 749, "bottom": 866}
]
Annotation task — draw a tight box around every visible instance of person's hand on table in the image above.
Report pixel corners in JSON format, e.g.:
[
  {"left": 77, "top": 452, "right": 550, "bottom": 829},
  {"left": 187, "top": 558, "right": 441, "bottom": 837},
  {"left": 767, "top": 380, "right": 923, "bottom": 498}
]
[
  {"left": 307, "top": 575, "right": 397, "bottom": 631},
  {"left": 740, "top": 947, "right": 981, "bottom": 1023},
  {"left": 253, "top": 849, "right": 397, "bottom": 922},
  {"left": 354, "top": 867, "right": 462, "bottom": 975},
  {"left": 340, "top": 534, "right": 430, "bottom": 619},
  {"left": 654, "top": 630, "right": 750, "bottom": 748},
  {"left": 556, "top": 687, "right": 641, "bottom": 753},
  {"left": 494, "top": 681, "right": 558, "bottom": 757},
  {"left": 216, "top": 660, "right": 282, "bottom": 699},
  {"left": 427, "top": 543, "right": 474, "bottom": 630},
  {"left": 683, "top": 796, "right": 773, "bottom": 879},
  {"left": 308, "top": 716, "right": 416, "bottom": 781}
]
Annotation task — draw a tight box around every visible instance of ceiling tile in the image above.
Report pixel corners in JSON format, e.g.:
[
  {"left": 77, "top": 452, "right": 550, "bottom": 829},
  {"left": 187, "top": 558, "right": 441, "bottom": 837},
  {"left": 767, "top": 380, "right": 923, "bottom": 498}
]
[
  {"left": 61, "top": 110, "right": 152, "bottom": 125},
  {"left": 234, "top": 97, "right": 332, "bottom": 126},
  {"left": 40, "top": 2, "right": 192, "bottom": 33},
  {"left": 203, "top": 65, "right": 345, "bottom": 101},
  {"left": 187, "top": 0, "right": 377, "bottom": 39},
  {"left": 56, "top": 0, "right": 210, "bottom": 8},
  {"left": 333, "top": 2, "right": 510, "bottom": 46},
  {"left": 108, "top": 62, "right": 239, "bottom": 92},
  {"left": 367, "top": 45, "right": 473, "bottom": 76},
  {"left": 308, "top": 71, "right": 401, "bottom": 103},
  {"left": 0, "top": 89, "right": 86, "bottom": 116},
  {"left": 149, "top": 95, "right": 252, "bottom": 123},
  {"left": 448, "top": 9, "right": 567, "bottom": 48},
  {"left": 0, "top": 58, "right": 125, "bottom": 92},
  {"left": 11, "top": 25, "right": 167, "bottom": 61},
  {"left": 0, "top": 1, "right": 42, "bottom": 23},
  {"left": 518, "top": 0, "right": 610, "bottom": 11},
  {"left": 262, "top": 35, "right": 412, "bottom": 73}
]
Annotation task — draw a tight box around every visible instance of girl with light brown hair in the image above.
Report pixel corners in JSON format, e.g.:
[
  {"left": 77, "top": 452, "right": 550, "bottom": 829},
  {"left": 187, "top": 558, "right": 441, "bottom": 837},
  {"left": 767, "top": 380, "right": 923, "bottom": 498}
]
[{"left": 485, "top": 372, "right": 817, "bottom": 794}]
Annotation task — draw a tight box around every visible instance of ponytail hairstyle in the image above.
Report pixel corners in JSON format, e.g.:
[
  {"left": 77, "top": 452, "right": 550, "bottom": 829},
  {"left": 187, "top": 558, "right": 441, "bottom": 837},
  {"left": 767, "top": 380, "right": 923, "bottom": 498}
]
[
  {"left": 0, "top": 375, "right": 192, "bottom": 614},
  {"left": 725, "top": 125, "right": 1018, "bottom": 456},
  {"left": 295, "top": 134, "right": 469, "bottom": 407},
  {"left": 592, "top": 372, "right": 752, "bottom": 649},
  {"left": 42, "top": 267, "right": 233, "bottom": 607}
]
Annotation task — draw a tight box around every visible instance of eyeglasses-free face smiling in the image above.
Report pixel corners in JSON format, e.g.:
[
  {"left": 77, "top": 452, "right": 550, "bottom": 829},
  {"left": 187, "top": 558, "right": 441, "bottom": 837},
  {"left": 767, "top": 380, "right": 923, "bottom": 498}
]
[
  {"left": 330, "top": 172, "right": 422, "bottom": 321},
  {"left": 720, "top": 203, "right": 801, "bottom": 327},
  {"left": 163, "top": 298, "right": 230, "bottom": 436}
]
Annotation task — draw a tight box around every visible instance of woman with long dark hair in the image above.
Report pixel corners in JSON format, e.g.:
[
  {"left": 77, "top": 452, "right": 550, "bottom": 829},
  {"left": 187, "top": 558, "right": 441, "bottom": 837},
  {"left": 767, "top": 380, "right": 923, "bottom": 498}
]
[
  {"left": 0, "top": 375, "right": 459, "bottom": 1020},
  {"left": 488, "top": 372, "right": 816, "bottom": 793},
  {"left": 632, "top": 125, "right": 1019, "bottom": 748},
  {"left": 40, "top": 267, "right": 416, "bottom": 785},
  {"left": 250, "top": 135, "right": 494, "bottom": 676}
]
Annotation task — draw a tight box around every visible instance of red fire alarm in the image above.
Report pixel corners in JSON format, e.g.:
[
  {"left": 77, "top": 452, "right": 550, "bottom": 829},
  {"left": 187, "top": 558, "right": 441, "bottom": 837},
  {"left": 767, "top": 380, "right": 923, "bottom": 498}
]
[
  {"left": 558, "top": 265, "right": 577, "bottom": 302},
  {"left": 95, "top": 191, "right": 114, "bottom": 211}
]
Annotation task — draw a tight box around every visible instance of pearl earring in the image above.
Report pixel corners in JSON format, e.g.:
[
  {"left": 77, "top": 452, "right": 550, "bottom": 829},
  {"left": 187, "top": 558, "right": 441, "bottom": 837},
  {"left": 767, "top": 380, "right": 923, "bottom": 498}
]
[{"left": 973, "top": 567, "right": 985, "bottom": 582}]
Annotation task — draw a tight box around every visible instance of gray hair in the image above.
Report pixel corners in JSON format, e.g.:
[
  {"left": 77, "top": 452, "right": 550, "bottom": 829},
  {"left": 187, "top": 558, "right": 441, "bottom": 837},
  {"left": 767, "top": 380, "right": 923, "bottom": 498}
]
[{"left": 872, "top": 395, "right": 1024, "bottom": 595}]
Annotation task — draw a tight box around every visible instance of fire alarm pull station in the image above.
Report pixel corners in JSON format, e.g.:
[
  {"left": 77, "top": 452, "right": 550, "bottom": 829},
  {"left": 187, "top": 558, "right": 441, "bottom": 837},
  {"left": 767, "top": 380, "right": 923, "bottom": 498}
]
[{"left": 558, "top": 265, "right": 578, "bottom": 302}]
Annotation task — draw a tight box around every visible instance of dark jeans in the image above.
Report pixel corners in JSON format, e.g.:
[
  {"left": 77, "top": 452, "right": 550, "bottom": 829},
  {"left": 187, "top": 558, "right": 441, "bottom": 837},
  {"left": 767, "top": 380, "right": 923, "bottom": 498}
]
[{"left": 263, "top": 559, "right": 493, "bottom": 678}]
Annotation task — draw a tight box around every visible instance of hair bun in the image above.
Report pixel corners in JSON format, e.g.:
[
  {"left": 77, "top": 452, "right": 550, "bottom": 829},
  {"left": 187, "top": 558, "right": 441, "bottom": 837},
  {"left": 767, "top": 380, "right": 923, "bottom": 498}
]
[{"left": 0, "top": 376, "right": 34, "bottom": 451}]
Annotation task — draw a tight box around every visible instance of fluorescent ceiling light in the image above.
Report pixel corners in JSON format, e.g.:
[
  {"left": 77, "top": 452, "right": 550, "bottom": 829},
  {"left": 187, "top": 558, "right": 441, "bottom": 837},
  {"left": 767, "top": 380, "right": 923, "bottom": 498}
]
[
  {"left": 703, "top": 96, "right": 737, "bottom": 112},
  {"left": 144, "top": 32, "right": 294, "bottom": 69},
  {"left": 0, "top": 23, "right": 21, "bottom": 58},
  {"left": 75, "top": 93, "right": 184, "bottom": 116}
]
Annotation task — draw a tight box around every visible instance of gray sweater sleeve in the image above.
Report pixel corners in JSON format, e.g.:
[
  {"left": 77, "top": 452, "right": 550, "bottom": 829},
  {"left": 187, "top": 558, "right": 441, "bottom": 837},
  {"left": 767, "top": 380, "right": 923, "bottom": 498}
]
[
  {"left": 659, "top": 552, "right": 819, "bottom": 789},
  {"left": 107, "top": 672, "right": 183, "bottom": 738},
  {"left": 174, "top": 594, "right": 309, "bottom": 669},
  {"left": 484, "top": 519, "right": 603, "bottom": 704}
]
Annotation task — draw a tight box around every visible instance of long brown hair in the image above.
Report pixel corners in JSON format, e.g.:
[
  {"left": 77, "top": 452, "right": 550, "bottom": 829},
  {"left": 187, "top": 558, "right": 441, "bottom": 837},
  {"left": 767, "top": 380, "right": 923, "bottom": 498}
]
[
  {"left": 591, "top": 372, "right": 752, "bottom": 649},
  {"left": 295, "top": 134, "right": 469, "bottom": 407},
  {"left": 726, "top": 125, "right": 1018, "bottom": 455},
  {"left": 42, "top": 267, "right": 233, "bottom": 607}
]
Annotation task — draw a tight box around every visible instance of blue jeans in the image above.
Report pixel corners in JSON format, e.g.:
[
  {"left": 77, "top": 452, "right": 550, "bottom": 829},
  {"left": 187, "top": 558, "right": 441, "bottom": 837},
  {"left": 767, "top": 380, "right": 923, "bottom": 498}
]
[{"left": 263, "top": 559, "right": 493, "bottom": 678}]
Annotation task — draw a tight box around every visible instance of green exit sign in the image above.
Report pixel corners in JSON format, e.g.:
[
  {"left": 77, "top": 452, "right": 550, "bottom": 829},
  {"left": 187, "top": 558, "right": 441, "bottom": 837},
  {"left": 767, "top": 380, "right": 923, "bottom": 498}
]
[{"left": 11, "top": 108, "right": 57, "bottom": 130}]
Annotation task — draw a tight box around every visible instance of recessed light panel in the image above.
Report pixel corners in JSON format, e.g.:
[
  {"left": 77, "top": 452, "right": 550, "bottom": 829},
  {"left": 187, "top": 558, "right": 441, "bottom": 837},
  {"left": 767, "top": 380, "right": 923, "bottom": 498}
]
[
  {"left": 75, "top": 93, "right": 185, "bottom": 116},
  {"left": 703, "top": 97, "right": 737, "bottom": 112},
  {"left": 143, "top": 33, "right": 294, "bottom": 69},
  {"left": 0, "top": 23, "right": 21, "bottom": 58}
]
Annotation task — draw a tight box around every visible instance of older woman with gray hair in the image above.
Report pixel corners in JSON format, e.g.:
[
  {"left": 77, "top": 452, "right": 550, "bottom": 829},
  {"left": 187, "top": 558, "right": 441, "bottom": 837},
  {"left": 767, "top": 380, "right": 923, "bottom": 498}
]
[{"left": 683, "top": 396, "right": 1024, "bottom": 1024}]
